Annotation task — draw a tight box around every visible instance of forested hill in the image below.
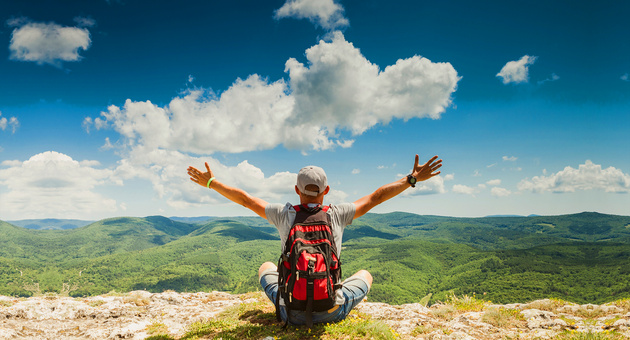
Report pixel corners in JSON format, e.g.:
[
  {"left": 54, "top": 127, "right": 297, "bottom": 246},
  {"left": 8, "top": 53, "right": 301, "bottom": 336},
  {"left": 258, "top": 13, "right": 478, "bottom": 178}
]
[{"left": 1, "top": 212, "right": 630, "bottom": 305}]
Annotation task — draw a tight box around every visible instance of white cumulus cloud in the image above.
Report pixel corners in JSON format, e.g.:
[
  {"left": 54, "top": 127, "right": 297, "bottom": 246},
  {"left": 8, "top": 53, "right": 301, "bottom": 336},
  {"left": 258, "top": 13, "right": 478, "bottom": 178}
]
[
  {"left": 275, "top": 0, "right": 349, "bottom": 30},
  {"left": 496, "top": 55, "right": 537, "bottom": 84},
  {"left": 491, "top": 187, "right": 511, "bottom": 197},
  {"left": 486, "top": 179, "right": 501, "bottom": 186},
  {"left": 518, "top": 160, "right": 630, "bottom": 193},
  {"left": 86, "top": 32, "right": 459, "bottom": 154},
  {"left": 8, "top": 18, "right": 92, "bottom": 67},
  {"left": 83, "top": 32, "right": 458, "bottom": 209},
  {"left": 452, "top": 184, "right": 479, "bottom": 196},
  {"left": 111, "top": 147, "right": 299, "bottom": 211},
  {"left": 0, "top": 151, "right": 119, "bottom": 219},
  {"left": 286, "top": 32, "right": 459, "bottom": 141}
]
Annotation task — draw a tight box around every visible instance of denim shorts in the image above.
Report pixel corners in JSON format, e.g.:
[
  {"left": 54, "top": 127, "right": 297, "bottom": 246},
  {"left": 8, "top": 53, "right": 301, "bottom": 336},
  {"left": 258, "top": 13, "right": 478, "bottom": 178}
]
[{"left": 260, "top": 269, "right": 370, "bottom": 325}]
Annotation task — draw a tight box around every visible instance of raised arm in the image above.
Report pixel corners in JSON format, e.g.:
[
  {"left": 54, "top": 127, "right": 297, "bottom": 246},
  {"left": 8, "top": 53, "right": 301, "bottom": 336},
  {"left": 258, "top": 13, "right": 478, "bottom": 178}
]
[
  {"left": 187, "top": 162, "right": 268, "bottom": 219},
  {"left": 353, "top": 155, "right": 442, "bottom": 219}
]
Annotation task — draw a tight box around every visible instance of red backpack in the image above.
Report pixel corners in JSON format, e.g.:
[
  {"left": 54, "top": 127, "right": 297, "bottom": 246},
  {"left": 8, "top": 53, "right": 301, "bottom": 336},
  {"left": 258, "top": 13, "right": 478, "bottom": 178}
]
[{"left": 276, "top": 204, "right": 341, "bottom": 327}]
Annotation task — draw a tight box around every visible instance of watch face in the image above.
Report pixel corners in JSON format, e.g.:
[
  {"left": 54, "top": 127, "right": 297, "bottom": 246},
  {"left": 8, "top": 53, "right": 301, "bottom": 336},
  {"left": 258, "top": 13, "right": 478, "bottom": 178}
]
[{"left": 410, "top": 177, "right": 417, "bottom": 184}]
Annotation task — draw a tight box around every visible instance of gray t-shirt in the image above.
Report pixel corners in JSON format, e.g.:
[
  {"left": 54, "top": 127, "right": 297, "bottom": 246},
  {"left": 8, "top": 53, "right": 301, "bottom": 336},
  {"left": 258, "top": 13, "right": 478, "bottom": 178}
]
[{"left": 265, "top": 202, "right": 356, "bottom": 256}]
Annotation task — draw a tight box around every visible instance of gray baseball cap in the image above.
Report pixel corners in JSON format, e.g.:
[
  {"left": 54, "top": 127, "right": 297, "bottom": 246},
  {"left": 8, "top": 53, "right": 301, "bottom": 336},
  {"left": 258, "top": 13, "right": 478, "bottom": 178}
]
[{"left": 296, "top": 165, "right": 327, "bottom": 196}]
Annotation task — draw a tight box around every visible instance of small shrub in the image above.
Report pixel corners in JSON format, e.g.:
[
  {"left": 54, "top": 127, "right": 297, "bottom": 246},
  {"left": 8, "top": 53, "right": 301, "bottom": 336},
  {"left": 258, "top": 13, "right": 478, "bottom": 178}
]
[
  {"left": 446, "top": 293, "right": 488, "bottom": 312},
  {"left": 124, "top": 293, "right": 150, "bottom": 306},
  {"left": 526, "top": 298, "right": 569, "bottom": 312},
  {"left": 430, "top": 304, "right": 457, "bottom": 320},
  {"left": 573, "top": 306, "right": 607, "bottom": 319},
  {"left": 558, "top": 315, "right": 577, "bottom": 327},
  {"left": 418, "top": 293, "right": 432, "bottom": 307},
  {"left": 88, "top": 300, "right": 106, "bottom": 307},
  {"left": 411, "top": 324, "right": 430, "bottom": 336},
  {"left": 609, "top": 298, "right": 630, "bottom": 313},
  {"left": 481, "top": 307, "right": 524, "bottom": 328},
  {"left": 0, "top": 300, "right": 13, "bottom": 307},
  {"left": 146, "top": 322, "right": 169, "bottom": 335},
  {"left": 550, "top": 330, "right": 626, "bottom": 340},
  {"left": 603, "top": 316, "right": 622, "bottom": 327}
]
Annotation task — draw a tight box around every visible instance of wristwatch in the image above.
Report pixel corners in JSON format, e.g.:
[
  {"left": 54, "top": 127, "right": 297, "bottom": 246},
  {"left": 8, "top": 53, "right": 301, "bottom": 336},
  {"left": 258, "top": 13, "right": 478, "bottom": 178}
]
[{"left": 407, "top": 174, "right": 417, "bottom": 188}]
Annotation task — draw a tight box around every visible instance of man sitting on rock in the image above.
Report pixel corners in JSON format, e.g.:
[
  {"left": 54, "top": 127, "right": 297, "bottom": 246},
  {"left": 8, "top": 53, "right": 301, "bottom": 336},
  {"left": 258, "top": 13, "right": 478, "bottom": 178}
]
[{"left": 187, "top": 154, "right": 442, "bottom": 326}]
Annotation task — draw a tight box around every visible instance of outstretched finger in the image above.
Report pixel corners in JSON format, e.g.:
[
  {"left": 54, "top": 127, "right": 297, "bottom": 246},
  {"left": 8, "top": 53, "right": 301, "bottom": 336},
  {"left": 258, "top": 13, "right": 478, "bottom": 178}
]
[
  {"left": 414, "top": 154, "right": 419, "bottom": 170},
  {"left": 205, "top": 162, "right": 211, "bottom": 173},
  {"left": 425, "top": 155, "right": 439, "bottom": 166}
]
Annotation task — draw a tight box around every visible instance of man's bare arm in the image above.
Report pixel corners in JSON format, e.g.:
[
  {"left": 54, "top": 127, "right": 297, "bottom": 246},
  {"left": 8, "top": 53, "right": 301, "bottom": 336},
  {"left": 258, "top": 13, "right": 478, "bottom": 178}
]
[
  {"left": 187, "top": 162, "right": 268, "bottom": 219},
  {"left": 353, "top": 155, "right": 442, "bottom": 219}
]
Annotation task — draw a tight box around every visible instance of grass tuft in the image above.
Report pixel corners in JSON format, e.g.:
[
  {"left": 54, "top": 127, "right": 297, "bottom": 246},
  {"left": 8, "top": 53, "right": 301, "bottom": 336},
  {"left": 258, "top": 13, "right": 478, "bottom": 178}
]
[
  {"left": 609, "top": 298, "right": 630, "bottom": 313},
  {"left": 525, "top": 298, "right": 569, "bottom": 312},
  {"left": 550, "top": 330, "right": 627, "bottom": 340},
  {"left": 481, "top": 307, "right": 525, "bottom": 328},
  {"left": 146, "top": 322, "right": 169, "bottom": 336},
  {"left": 445, "top": 293, "right": 489, "bottom": 312}
]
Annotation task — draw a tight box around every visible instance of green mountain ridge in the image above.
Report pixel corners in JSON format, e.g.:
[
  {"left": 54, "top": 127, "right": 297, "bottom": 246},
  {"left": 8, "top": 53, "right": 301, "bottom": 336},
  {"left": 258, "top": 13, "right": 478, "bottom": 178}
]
[{"left": 1, "top": 211, "right": 629, "bottom": 305}]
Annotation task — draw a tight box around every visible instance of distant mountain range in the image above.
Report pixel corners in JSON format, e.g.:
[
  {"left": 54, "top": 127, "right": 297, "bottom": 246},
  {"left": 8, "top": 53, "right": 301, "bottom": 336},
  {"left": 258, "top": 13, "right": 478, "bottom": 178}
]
[
  {"left": 1, "top": 211, "right": 629, "bottom": 305},
  {"left": 6, "top": 216, "right": 262, "bottom": 230},
  {"left": 7, "top": 218, "right": 94, "bottom": 230}
]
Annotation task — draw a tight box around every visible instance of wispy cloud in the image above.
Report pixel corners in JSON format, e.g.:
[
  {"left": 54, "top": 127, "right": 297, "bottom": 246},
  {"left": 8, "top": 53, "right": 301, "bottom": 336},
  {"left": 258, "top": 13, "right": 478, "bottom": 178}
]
[
  {"left": 496, "top": 55, "right": 538, "bottom": 84},
  {"left": 503, "top": 156, "right": 518, "bottom": 162},
  {"left": 8, "top": 17, "right": 93, "bottom": 67},
  {"left": 0, "top": 112, "right": 19, "bottom": 133},
  {"left": 621, "top": 73, "right": 629, "bottom": 82},
  {"left": 274, "top": 0, "right": 349, "bottom": 30},
  {"left": 538, "top": 73, "right": 560, "bottom": 85}
]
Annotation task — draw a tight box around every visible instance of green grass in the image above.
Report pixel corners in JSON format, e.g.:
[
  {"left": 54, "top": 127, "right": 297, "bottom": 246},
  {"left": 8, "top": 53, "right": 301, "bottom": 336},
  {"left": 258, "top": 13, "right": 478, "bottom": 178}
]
[{"left": 145, "top": 294, "right": 399, "bottom": 340}]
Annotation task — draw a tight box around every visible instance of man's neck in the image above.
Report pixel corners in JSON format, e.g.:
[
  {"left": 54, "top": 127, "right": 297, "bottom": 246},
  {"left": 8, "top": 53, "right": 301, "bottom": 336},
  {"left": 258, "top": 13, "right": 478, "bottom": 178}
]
[{"left": 299, "top": 198, "right": 324, "bottom": 205}]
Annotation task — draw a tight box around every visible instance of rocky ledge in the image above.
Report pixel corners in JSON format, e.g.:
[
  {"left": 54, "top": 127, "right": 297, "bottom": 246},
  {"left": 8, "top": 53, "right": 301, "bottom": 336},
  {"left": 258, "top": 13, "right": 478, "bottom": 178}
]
[{"left": 1, "top": 291, "right": 629, "bottom": 339}]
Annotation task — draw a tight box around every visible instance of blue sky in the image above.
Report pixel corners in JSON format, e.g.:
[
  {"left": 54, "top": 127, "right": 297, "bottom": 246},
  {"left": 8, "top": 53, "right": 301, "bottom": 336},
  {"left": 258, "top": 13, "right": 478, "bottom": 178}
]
[{"left": 1, "top": 0, "right": 629, "bottom": 220}]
